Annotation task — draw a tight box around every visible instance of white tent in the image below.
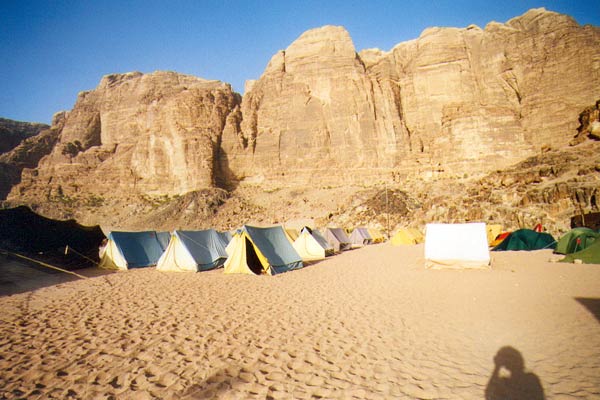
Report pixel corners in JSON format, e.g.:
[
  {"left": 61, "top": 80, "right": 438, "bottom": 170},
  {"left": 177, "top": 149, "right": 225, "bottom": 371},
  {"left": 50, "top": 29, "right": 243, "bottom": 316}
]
[
  {"left": 424, "top": 223, "right": 490, "bottom": 269},
  {"left": 293, "top": 227, "right": 332, "bottom": 262}
]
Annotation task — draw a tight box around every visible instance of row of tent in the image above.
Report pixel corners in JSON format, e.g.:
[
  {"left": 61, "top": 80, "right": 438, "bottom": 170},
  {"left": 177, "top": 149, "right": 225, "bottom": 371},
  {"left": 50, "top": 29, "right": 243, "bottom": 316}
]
[
  {"left": 99, "top": 226, "right": 387, "bottom": 275},
  {"left": 99, "top": 222, "right": 600, "bottom": 274}
]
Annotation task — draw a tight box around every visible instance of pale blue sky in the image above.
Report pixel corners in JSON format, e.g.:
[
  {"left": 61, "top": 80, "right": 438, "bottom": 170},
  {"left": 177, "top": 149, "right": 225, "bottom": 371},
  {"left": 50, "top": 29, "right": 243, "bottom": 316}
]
[{"left": 1, "top": 1, "right": 598, "bottom": 123}]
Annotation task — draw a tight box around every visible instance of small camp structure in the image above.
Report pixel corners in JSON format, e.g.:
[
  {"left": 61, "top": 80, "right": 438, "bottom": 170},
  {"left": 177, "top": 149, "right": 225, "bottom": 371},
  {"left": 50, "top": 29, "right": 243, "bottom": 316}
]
[
  {"left": 424, "top": 223, "right": 490, "bottom": 269},
  {"left": 490, "top": 231, "right": 510, "bottom": 248},
  {"left": 284, "top": 228, "right": 300, "bottom": 242},
  {"left": 99, "top": 231, "right": 165, "bottom": 270},
  {"left": 561, "top": 239, "right": 600, "bottom": 264},
  {"left": 555, "top": 227, "right": 598, "bottom": 255},
  {"left": 325, "top": 228, "right": 352, "bottom": 252},
  {"left": 156, "top": 230, "right": 229, "bottom": 272},
  {"left": 486, "top": 224, "right": 504, "bottom": 246},
  {"left": 293, "top": 227, "right": 332, "bottom": 262},
  {"left": 219, "top": 231, "right": 233, "bottom": 244},
  {"left": 156, "top": 231, "right": 171, "bottom": 251},
  {"left": 492, "top": 229, "right": 556, "bottom": 251},
  {"left": 391, "top": 228, "right": 424, "bottom": 246},
  {"left": 349, "top": 227, "right": 373, "bottom": 247},
  {"left": 368, "top": 228, "right": 386, "bottom": 243},
  {"left": 310, "top": 229, "right": 334, "bottom": 255},
  {"left": 224, "top": 225, "right": 303, "bottom": 275}
]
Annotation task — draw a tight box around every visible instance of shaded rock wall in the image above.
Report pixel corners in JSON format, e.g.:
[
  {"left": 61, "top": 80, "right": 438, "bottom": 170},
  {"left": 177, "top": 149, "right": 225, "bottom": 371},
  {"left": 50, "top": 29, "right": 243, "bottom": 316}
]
[{"left": 0, "top": 118, "right": 49, "bottom": 155}]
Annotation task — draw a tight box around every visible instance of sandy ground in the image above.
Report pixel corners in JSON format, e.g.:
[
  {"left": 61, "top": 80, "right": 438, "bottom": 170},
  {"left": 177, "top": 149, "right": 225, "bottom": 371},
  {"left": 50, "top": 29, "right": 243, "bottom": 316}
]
[{"left": 0, "top": 244, "right": 599, "bottom": 399}]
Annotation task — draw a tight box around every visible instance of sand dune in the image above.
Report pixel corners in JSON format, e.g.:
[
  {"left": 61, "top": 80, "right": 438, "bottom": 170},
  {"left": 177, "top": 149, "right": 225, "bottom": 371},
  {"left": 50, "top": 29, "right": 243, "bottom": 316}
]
[{"left": 1, "top": 244, "right": 599, "bottom": 399}]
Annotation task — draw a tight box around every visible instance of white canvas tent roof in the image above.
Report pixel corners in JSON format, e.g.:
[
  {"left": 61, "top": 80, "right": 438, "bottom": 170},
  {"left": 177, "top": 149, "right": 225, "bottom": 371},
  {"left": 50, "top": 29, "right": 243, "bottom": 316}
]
[
  {"left": 156, "top": 230, "right": 229, "bottom": 272},
  {"left": 424, "top": 223, "right": 490, "bottom": 269},
  {"left": 292, "top": 227, "right": 333, "bottom": 262}
]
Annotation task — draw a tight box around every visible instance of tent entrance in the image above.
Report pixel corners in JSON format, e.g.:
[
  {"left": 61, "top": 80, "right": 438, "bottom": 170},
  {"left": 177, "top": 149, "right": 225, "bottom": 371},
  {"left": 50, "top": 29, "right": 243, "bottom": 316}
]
[{"left": 245, "top": 237, "right": 263, "bottom": 275}]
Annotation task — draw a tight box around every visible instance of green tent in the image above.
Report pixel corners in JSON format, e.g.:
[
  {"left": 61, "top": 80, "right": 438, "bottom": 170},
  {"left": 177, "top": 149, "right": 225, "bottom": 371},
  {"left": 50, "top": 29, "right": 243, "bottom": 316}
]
[
  {"left": 492, "top": 229, "right": 556, "bottom": 251},
  {"left": 555, "top": 227, "right": 598, "bottom": 255},
  {"left": 561, "top": 239, "right": 600, "bottom": 264}
]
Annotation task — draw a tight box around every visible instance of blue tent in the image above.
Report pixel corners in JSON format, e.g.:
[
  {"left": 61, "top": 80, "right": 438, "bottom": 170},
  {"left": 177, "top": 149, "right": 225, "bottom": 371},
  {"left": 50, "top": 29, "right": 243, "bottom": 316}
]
[
  {"left": 156, "top": 231, "right": 171, "bottom": 251},
  {"left": 157, "top": 230, "right": 229, "bottom": 272},
  {"left": 325, "top": 228, "right": 352, "bottom": 252},
  {"left": 99, "top": 231, "right": 165, "bottom": 270}
]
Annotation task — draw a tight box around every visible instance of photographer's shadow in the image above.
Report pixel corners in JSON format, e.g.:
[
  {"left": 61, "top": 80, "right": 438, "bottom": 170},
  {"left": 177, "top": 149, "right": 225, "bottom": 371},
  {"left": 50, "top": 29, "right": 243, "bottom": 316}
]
[{"left": 485, "top": 346, "right": 545, "bottom": 400}]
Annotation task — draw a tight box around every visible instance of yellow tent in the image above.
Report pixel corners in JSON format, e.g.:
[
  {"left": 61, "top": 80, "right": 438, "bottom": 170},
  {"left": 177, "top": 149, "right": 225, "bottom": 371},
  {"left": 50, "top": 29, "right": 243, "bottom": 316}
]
[
  {"left": 224, "top": 225, "right": 303, "bottom": 275},
  {"left": 391, "top": 228, "right": 424, "bottom": 246},
  {"left": 368, "top": 228, "right": 386, "bottom": 243},
  {"left": 486, "top": 224, "right": 504, "bottom": 245}
]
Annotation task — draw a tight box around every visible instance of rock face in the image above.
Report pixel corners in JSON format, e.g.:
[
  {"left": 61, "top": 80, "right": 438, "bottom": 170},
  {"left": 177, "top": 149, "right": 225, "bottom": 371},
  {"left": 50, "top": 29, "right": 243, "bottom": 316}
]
[
  {"left": 6, "top": 71, "right": 240, "bottom": 224},
  {"left": 224, "top": 8, "right": 600, "bottom": 185},
  {"left": 0, "top": 116, "right": 61, "bottom": 199},
  {"left": 0, "top": 118, "right": 49, "bottom": 155},
  {"left": 4, "top": 8, "right": 600, "bottom": 231},
  {"left": 572, "top": 99, "right": 600, "bottom": 144}
]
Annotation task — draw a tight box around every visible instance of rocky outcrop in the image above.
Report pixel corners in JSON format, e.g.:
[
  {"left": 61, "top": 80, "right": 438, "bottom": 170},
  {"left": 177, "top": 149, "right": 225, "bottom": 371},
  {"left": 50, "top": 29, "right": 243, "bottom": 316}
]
[
  {"left": 225, "top": 8, "right": 600, "bottom": 186},
  {"left": 6, "top": 71, "right": 241, "bottom": 225},
  {"left": 329, "top": 138, "right": 600, "bottom": 235},
  {"left": 0, "top": 118, "right": 49, "bottom": 155},
  {"left": 571, "top": 99, "right": 600, "bottom": 144},
  {"left": 0, "top": 115, "right": 63, "bottom": 199}
]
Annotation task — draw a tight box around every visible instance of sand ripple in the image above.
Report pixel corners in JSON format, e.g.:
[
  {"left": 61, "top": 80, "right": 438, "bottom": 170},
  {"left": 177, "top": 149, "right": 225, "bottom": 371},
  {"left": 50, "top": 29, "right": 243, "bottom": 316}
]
[{"left": 1, "top": 245, "right": 599, "bottom": 398}]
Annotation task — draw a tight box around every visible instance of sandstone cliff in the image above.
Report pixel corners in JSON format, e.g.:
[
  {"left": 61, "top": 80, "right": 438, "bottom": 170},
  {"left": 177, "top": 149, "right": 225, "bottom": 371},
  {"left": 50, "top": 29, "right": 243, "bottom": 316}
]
[
  {"left": 0, "top": 115, "right": 62, "bottom": 199},
  {"left": 4, "top": 8, "right": 600, "bottom": 233},
  {"left": 6, "top": 71, "right": 241, "bottom": 224},
  {"left": 225, "top": 8, "right": 599, "bottom": 186},
  {"left": 0, "top": 118, "right": 49, "bottom": 155}
]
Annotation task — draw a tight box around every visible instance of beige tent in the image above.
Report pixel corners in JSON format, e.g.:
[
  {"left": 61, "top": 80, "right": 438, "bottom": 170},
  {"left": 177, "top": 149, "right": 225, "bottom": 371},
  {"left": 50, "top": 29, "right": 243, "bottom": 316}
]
[
  {"left": 156, "top": 230, "right": 228, "bottom": 272},
  {"left": 486, "top": 224, "right": 504, "bottom": 246},
  {"left": 391, "top": 228, "right": 424, "bottom": 246},
  {"left": 293, "top": 229, "right": 328, "bottom": 262},
  {"left": 284, "top": 228, "right": 300, "bottom": 242},
  {"left": 368, "top": 228, "right": 386, "bottom": 243}
]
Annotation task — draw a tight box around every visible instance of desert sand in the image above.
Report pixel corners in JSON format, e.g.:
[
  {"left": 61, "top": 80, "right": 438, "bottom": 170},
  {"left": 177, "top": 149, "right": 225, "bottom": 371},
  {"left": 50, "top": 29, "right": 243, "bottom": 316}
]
[{"left": 0, "top": 244, "right": 599, "bottom": 399}]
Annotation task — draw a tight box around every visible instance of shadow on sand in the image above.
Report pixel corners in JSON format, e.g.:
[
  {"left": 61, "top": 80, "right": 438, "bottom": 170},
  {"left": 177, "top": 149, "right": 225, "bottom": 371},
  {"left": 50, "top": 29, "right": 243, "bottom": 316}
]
[
  {"left": 575, "top": 297, "right": 600, "bottom": 322},
  {"left": 485, "top": 346, "right": 544, "bottom": 400},
  {"left": 0, "top": 253, "right": 112, "bottom": 296}
]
